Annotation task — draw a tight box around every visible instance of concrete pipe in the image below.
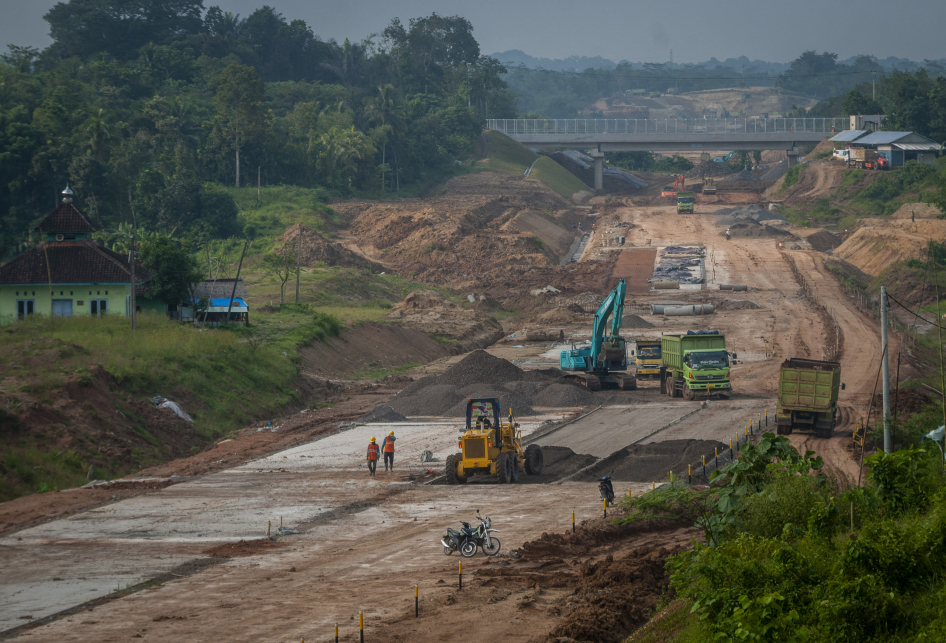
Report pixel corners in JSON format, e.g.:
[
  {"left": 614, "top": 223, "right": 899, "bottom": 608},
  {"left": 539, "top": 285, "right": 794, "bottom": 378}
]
[
  {"left": 664, "top": 306, "right": 697, "bottom": 316},
  {"left": 697, "top": 304, "right": 715, "bottom": 314},
  {"left": 720, "top": 284, "right": 748, "bottom": 291},
  {"left": 653, "top": 281, "right": 680, "bottom": 290},
  {"left": 650, "top": 304, "right": 666, "bottom": 315}
]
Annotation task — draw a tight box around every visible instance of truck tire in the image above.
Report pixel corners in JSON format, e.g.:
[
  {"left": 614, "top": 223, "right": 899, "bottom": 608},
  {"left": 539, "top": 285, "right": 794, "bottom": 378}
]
[
  {"left": 445, "top": 454, "right": 466, "bottom": 484},
  {"left": 524, "top": 444, "right": 544, "bottom": 475},
  {"left": 497, "top": 452, "right": 516, "bottom": 484},
  {"left": 659, "top": 375, "right": 666, "bottom": 394},
  {"left": 815, "top": 426, "right": 833, "bottom": 439},
  {"left": 683, "top": 383, "right": 694, "bottom": 400},
  {"left": 776, "top": 424, "right": 793, "bottom": 436}
]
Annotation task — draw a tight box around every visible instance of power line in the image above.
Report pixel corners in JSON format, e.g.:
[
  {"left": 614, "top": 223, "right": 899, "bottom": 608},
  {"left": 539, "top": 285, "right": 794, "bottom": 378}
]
[{"left": 886, "top": 292, "right": 946, "bottom": 331}]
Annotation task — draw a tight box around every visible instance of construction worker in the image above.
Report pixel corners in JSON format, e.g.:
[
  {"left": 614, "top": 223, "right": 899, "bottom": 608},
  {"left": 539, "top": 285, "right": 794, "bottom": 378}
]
[
  {"left": 725, "top": 228, "right": 731, "bottom": 241},
  {"left": 366, "top": 437, "right": 380, "bottom": 476},
  {"left": 381, "top": 431, "right": 397, "bottom": 471}
]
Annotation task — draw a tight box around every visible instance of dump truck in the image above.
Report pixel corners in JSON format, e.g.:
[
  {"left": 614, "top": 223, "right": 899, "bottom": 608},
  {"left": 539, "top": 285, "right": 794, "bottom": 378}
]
[
  {"left": 676, "top": 191, "right": 694, "bottom": 214},
  {"left": 659, "top": 330, "right": 734, "bottom": 400},
  {"left": 847, "top": 148, "right": 888, "bottom": 170},
  {"left": 633, "top": 340, "right": 662, "bottom": 379},
  {"left": 776, "top": 358, "right": 844, "bottom": 438}
]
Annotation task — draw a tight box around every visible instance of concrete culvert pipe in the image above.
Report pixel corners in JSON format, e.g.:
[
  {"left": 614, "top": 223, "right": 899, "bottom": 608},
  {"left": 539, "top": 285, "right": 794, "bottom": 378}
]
[
  {"left": 651, "top": 304, "right": 666, "bottom": 315},
  {"left": 663, "top": 304, "right": 716, "bottom": 316},
  {"left": 653, "top": 281, "right": 680, "bottom": 290},
  {"left": 720, "top": 284, "right": 748, "bottom": 291}
]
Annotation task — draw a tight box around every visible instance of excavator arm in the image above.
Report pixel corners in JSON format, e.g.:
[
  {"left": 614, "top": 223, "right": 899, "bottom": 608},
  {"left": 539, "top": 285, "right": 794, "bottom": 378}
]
[{"left": 589, "top": 279, "right": 626, "bottom": 367}]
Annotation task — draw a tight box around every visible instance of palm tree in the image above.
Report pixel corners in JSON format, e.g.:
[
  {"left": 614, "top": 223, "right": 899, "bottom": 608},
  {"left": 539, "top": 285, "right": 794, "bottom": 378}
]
[{"left": 365, "top": 85, "right": 403, "bottom": 190}]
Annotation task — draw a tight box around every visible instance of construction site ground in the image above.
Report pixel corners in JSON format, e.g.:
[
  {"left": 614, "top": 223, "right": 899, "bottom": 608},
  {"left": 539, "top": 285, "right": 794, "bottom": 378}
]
[{"left": 0, "top": 181, "right": 902, "bottom": 641}]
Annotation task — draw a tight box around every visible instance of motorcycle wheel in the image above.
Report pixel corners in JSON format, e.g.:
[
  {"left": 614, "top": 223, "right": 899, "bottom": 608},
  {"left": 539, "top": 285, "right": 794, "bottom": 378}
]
[
  {"left": 460, "top": 541, "right": 478, "bottom": 557},
  {"left": 444, "top": 545, "right": 455, "bottom": 556},
  {"left": 482, "top": 537, "right": 502, "bottom": 556}
]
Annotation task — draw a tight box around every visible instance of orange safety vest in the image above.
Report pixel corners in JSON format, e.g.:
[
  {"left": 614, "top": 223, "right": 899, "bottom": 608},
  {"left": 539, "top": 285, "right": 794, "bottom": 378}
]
[
  {"left": 367, "top": 443, "right": 380, "bottom": 460},
  {"left": 382, "top": 436, "right": 395, "bottom": 453}
]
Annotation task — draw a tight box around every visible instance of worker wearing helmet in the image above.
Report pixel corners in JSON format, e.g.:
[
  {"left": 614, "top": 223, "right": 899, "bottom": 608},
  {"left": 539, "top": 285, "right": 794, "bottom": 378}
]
[
  {"left": 366, "top": 437, "right": 380, "bottom": 476},
  {"left": 381, "top": 430, "right": 397, "bottom": 471}
]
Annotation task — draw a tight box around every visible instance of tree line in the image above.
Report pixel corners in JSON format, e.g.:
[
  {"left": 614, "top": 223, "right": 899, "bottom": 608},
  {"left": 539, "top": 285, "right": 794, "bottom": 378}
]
[{"left": 0, "top": 1, "right": 518, "bottom": 258}]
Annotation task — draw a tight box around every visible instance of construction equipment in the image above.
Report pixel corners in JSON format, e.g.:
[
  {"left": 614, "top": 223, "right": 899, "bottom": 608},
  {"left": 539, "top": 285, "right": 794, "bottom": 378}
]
[
  {"left": 847, "top": 148, "right": 888, "bottom": 170},
  {"left": 633, "top": 340, "right": 662, "bottom": 379},
  {"left": 445, "top": 398, "right": 544, "bottom": 484},
  {"left": 676, "top": 191, "right": 694, "bottom": 214},
  {"left": 776, "top": 358, "right": 844, "bottom": 438},
  {"left": 673, "top": 174, "right": 685, "bottom": 191},
  {"left": 702, "top": 177, "right": 717, "bottom": 195},
  {"left": 660, "top": 330, "right": 734, "bottom": 400},
  {"left": 559, "top": 279, "right": 636, "bottom": 390}
]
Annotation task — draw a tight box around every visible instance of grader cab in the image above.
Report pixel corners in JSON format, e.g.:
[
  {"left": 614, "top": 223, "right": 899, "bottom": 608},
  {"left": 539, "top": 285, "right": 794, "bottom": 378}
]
[{"left": 445, "top": 398, "right": 544, "bottom": 484}]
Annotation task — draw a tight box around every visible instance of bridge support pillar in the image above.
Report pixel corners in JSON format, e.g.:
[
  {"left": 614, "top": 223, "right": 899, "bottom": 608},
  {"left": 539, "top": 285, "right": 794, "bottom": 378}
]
[
  {"left": 786, "top": 146, "right": 800, "bottom": 168},
  {"left": 592, "top": 150, "right": 604, "bottom": 190}
]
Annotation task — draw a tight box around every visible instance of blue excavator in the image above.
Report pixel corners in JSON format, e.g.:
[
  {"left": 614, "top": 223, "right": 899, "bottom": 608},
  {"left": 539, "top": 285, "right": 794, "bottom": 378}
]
[{"left": 559, "top": 279, "right": 637, "bottom": 391}]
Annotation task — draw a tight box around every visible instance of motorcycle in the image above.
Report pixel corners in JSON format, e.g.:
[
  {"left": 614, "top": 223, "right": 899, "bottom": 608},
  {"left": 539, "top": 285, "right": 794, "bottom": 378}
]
[
  {"left": 441, "top": 512, "right": 501, "bottom": 557},
  {"left": 598, "top": 475, "right": 615, "bottom": 507}
]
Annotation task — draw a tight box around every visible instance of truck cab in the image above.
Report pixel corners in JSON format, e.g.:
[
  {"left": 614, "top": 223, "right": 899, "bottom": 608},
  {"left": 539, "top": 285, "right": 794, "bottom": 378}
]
[
  {"left": 634, "top": 340, "right": 662, "bottom": 378},
  {"left": 660, "top": 331, "right": 734, "bottom": 400},
  {"left": 676, "top": 192, "right": 694, "bottom": 214}
]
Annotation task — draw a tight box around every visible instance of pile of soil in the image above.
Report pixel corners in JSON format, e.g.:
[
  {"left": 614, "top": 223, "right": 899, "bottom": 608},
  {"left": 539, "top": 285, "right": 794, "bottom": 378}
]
[
  {"left": 722, "top": 220, "right": 783, "bottom": 238},
  {"left": 203, "top": 539, "right": 283, "bottom": 558},
  {"left": 890, "top": 203, "right": 941, "bottom": 220},
  {"left": 277, "top": 224, "right": 383, "bottom": 271},
  {"left": 622, "top": 314, "right": 654, "bottom": 328},
  {"left": 533, "top": 308, "right": 585, "bottom": 325},
  {"left": 532, "top": 383, "right": 598, "bottom": 407},
  {"left": 722, "top": 169, "right": 762, "bottom": 182},
  {"left": 803, "top": 230, "right": 843, "bottom": 252},
  {"left": 714, "top": 204, "right": 788, "bottom": 226},
  {"left": 385, "top": 292, "right": 504, "bottom": 353},
  {"left": 558, "top": 291, "right": 604, "bottom": 312},
  {"left": 360, "top": 405, "right": 408, "bottom": 423},
  {"left": 716, "top": 299, "right": 763, "bottom": 310},
  {"left": 686, "top": 161, "right": 734, "bottom": 178},
  {"left": 578, "top": 439, "right": 727, "bottom": 482}
]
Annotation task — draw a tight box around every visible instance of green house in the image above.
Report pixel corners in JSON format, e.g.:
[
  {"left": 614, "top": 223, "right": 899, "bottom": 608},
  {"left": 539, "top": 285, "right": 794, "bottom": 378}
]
[{"left": 0, "top": 188, "right": 163, "bottom": 323}]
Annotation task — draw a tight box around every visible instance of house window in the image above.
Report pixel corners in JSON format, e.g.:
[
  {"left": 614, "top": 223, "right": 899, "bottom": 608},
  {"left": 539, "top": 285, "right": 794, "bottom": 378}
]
[
  {"left": 16, "top": 300, "right": 35, "bottom": 319},
  {"left": 90, "top": 299, "right": 107, "bottom": 316}
]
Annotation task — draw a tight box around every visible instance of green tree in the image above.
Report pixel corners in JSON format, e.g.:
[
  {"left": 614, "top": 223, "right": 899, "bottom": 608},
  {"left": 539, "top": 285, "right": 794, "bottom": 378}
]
[
  {"left": 214, "top": 63, "right": 266, "bottom": 187},
  {"left": 262, "top": 242, "right": 298, "bottom": 304},
  {"left": 138, "top": 236, "right": 204, "bottom": 310}
]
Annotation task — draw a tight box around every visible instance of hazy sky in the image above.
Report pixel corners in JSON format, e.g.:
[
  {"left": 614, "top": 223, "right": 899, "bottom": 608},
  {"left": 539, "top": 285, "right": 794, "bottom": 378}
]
[{"left": 3, "top": 0, "right": 944, "bottom": 64}]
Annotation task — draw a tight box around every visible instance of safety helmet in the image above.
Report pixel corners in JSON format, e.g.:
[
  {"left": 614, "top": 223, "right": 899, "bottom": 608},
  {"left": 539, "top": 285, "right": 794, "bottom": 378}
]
[
  {"left": 370, "top": 437, "right": 376, "bottom": 442},
  {"left": 389, "top": 431, "right": 394, "bottom": 436}
]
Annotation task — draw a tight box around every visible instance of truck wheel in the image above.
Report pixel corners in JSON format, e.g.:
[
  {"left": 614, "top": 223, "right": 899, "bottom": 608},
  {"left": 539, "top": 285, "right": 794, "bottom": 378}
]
[
  {"left": 659, "top": 376, "right": 666, "bottom": 394},
  {"left": 683, "top": 383, "right": 694, "bottom": 400},
  {"left": 776, "top": 424, "right": 793, "bottom": 436},
  {"left": 524, "top": 444, "right": 544, "bottom": 475},
  {"left": 815, "top": 427, "right": 833, "bottom": 439},
  {"left": 445, "top": 454, "right": 466, "bottom": 484},
  {"left": 497, "top": 452, "right": 516, "bottom": 484}
]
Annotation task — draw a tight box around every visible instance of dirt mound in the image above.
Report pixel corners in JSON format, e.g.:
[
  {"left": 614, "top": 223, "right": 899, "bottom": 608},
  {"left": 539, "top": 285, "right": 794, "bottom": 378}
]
[
  {"left": 360, "top": 405, "right": 408, "bottom": 422},
  {"left": 716, "top": 299, "right": 763, "bottom": 310},
  {"left": 579, "top": 439, "right": 727, "bottom": 482},
  {"left": 890, "top": 203, "right": 942, "bottom": 220},
  {"left": 444, "top": 385, "right": 537, "bottom": 416},
  {"left": 686, "top": 161, "right": 734, "bottom": 178},
  {"left": 834, "top": 219, "right": 946, "bottom": 276},
  {"left": 802, "top": 229, "right": 843, "bottom": 251},
  {"left": 721, "top": 169, "right": 761, "bottom": 182},
  {"left": 203, "top": 539, "right": 283, "bottom": 558},
  {"left": 722, "top": 219, "right": 784, "bottom": 238},
  {"left": 547, "top": 545, "right": 675, "bottom": 643},
  {"left": 441, "top": 350, "right": 526, "bottom": 388},
  {"left": 535, "top": 308, "right": 585, "bottom": 325},
  {"left": 277, "top": 224, "right": 382, "bottom": 270},
  {"left": 622, "top": 314, "right": 654, "bottom": 328},
  {"left": 714, "top": 204, "right": 787, "bottom": 225},
  {"left": 385, "top": 293, "right": 504, "bottom": 353},
  {"left": 534, "top": 446, "right": 597, "bottom": 479},
  {"left": 390, "top": 383, "right": 465, "bottom": 417},
  {"left": 558, "top": 291, "right": 604, "bottom": 312},
  {"left": 532, "top": 383, "right": 598, "bottom": 407}
]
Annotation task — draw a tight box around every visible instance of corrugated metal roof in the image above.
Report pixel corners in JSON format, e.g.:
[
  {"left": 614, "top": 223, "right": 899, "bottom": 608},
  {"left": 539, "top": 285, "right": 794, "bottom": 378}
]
[
  {"left": 894, "top": 143, "right": 942, "bottom": 151},
  {"left": 830, "top": 130, "right": 867, "bottom": 142},
  {"left": 855, "top": 131, "right": 913, "bottom": 145}
]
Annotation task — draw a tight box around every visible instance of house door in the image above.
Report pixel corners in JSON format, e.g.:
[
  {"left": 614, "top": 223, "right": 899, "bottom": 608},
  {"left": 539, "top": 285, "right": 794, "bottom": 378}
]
[
  {"left": 52, "top": 299, "right": 73, "bottom": 317},
  {"left": 90, "top": 299, "right": 107, "bottom": 316},
  {"left": 16, "top": 299, "right": 35, "bottom": 319}
]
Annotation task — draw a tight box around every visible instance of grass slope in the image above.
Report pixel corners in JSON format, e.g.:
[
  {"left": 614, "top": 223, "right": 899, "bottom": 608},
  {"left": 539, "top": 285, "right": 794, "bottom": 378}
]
[{"left": 480, "top": 130, "right": 587, "bottom": 200}]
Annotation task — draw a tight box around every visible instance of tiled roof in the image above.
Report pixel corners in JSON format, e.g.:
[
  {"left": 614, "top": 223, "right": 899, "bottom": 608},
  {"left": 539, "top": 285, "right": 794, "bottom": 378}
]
[
  {"left": 36, "top": 202, "right": 100, "bottom": 234},
  {"left": 0, "top": 240, "right": 153, "bottom": 285}
]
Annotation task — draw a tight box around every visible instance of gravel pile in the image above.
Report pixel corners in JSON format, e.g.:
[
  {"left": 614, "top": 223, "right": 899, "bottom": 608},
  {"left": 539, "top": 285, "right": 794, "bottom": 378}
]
[
  {"left": 360, "top": 405, "right": 408, "bottom": 422},
  {"left": 721, "top": 169, "right": 761, "bottom": 182},
  {"left": 440, "top": 350, "right": 526, "bottom": 388},
  {"left": 558, "top": 292, "right": 604, "bottom": 312},
  {"left": 761, "top": 160, "right": 788, "bottom": 181},
  {"left": 714, "top": 205, "right": 788, "bottom": 226},
  {"left": 532, "top": 383, "right": 598, "bottom": 407},
  {"left": 622, "top": 314, "right": 654, "bottom": 328},
  {"left": 686, "top": 161, "right": 734, "bottom": 178}
]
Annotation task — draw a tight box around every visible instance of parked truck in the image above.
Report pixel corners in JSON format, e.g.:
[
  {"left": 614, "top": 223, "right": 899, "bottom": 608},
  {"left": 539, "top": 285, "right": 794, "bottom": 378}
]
[
  {"left": 776, "top": 358, "right": 844, "bottom": 438},
  {"left": 847, "top": 148, "right": 889, "bottom": 170},
  {"left": 676, "top": 191, "right": 694, "bottom": 214},
  {"left": 659, "top": 330, "right": 734, "bottom": 400},
  {"left": 633, "top": 340, "right": 662, "bottom": 379}
]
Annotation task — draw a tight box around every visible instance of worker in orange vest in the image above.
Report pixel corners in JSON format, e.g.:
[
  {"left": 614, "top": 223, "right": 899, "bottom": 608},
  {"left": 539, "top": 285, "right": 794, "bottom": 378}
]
[
  {"left": 366, "top": 437, "right": 380, "bottom": 476},
  {"left": 381, "top": 430, "right": 397, "bottom": 471}
]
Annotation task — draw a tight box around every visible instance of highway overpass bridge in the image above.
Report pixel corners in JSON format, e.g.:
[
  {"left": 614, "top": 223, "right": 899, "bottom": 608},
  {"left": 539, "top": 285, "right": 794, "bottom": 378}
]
[{"left": 487, "top": 118, "right": 848, "bottom": 189}]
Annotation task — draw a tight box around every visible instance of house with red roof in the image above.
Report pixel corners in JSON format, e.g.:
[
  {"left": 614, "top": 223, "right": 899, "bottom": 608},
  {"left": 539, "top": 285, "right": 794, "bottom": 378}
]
[{"left": 0, "top": 188, "right": 163, "bottom": 323}]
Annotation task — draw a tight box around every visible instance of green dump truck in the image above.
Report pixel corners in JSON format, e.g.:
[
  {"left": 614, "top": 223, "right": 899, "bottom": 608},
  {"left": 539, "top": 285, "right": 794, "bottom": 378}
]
[
  {"left": 659, "top": 331, "right": 734, "bottom": 400},
  {"left": 676, "top": 191, "right": 694, "bottom": 214},
  {"left": 776, "top": 358, "right": 844, "bottom": 438}
]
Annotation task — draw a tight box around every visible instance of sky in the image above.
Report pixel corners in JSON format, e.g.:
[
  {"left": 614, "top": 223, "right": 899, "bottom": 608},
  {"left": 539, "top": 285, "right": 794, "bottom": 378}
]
[{"left": 2, "top": 0, "right": 945, "bottom": 64}]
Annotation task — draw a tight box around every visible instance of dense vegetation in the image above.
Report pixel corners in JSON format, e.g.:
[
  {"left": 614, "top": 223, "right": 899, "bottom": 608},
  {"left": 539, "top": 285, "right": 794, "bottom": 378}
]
[
  {"left": 626, "top": 434, "right": 946, "bottom": 642},
  {"left": 0, "top": 0, "right": 518, "bottom": 258}
]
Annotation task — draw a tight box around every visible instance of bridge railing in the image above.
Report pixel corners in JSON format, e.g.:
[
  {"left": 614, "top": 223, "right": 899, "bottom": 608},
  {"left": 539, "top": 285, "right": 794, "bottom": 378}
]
[{"left": 486, "top": 118, "right": 851, "bottom": 136}]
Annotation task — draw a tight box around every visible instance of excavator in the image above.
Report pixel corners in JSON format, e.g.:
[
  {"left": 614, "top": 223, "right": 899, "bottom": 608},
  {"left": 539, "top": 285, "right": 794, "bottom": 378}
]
[{"left": 559, "top": 279, "right": 637, "bottom": 391}]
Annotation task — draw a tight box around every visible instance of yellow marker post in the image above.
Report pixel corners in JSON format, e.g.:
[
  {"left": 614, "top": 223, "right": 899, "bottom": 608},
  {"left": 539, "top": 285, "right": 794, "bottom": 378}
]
[
  {"left": 572, "top": 511, "right": 575, "bottom": 533},
  {"left": 670, "top": 471, "right": 674, "bottom": 484},
  {"left": 335, "top": 624, "right": 339, "bottom": 643},
  {"left": 459, "top": 561, "right": 463, "bottom": 590},
  {"left": 652, "top": 482, "right": 655, "bottom": 490},
  {"left": 604, "top": 497, "right": 607, "bottom": 518},
  {"left": 765, "top": 409, "right": 768, "bottom": 426},
  {"left": 359, "top": 611, "right": 364, "bottom": 643},
  {"left": 746, "top": 426, "right": 749, "bottom": 438},
  {"left": 627, "top": 489, "right": 632, "bottom": 498},
  {"left": 415, "top": 585, "right": 419, "bottom": 617},
  {"left": 688, "top": 464, "right": 692, "bottom": 485},
  {"left": 730, "top": 438, "right": 734, "bottom": 458}
]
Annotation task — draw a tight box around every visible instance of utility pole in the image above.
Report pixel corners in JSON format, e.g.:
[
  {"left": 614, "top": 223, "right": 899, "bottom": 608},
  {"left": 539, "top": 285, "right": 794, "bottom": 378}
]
[
  {"left": 881, "top": 286, "right": 891, "bottom": 452},
  {"left": 225, "top": 241, "right": 248, "bottom": 325},
  {"left": 295, "top": 226, "right": 302, "bottom": 304},
  {"left": 257, "top": 166, "right": 261, "bottom": 204},
  {"left": 872, "top": 71, "right": 877, "bottom": 100},
  {"left": 128, "top": 190, "right": 138, "bottom": 331}
]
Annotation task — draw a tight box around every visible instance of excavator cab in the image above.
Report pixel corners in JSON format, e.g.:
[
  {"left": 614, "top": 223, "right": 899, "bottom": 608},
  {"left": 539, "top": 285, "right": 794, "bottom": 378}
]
[{"left": 445, "top": 398, "right": 544, "bottom": 484}]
